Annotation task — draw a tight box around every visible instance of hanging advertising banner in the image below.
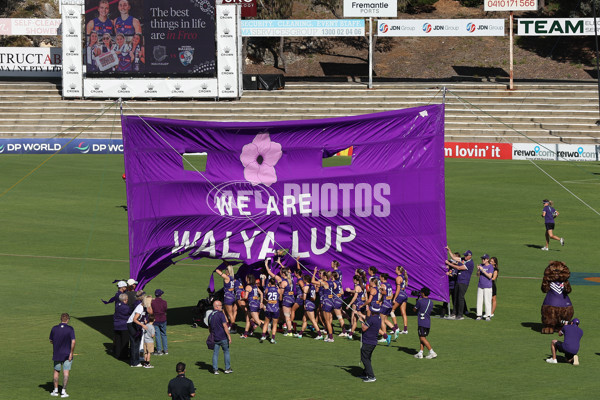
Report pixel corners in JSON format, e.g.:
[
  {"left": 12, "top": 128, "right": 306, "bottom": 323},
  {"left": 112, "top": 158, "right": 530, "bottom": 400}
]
[
  {"left": 444, "top": 142, "right": 512, "bottom": 159},
  {"left": 377, "top": 19, "right": 505, "bottom": 37},
  {"left": 517, "top": 18, "right": 600, "bottom": 36},
  {"left": 84, "top": 0, "right": 216, "bottom": 77},
  {"left": 62, "top": 1, "right": 83, "bottom": 97},
  {"left": 0, "top": 47, "right": 62, "bottom": 77},
  {"left": 241, "top": 19, "right": 365, "bottom": 37},
  {"left": 343, "top": 0, "right": 397, "bottom": 18},
  {"left": 555, "top": 144, "right": 598, "bottom": 162},
  {"left": 0, "top": 138, "right": 124, "bottom": 154},
  {"left": 484, "top": 0, "right": 538, "bottom": 12},
  {"left": 0, "top": 18, "right": 62, "bottom": 36}
]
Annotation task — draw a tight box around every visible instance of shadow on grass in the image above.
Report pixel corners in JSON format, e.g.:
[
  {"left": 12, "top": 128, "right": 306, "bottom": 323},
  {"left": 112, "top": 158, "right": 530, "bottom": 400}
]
[
  {"left": 76, "top": 306, "right": 194, "bottom": 340},
  {"left": 195, "top": 361, "right": 216, "bottom": 373},
  {"left": 396, "top": 346, "right": 416, "bottom": 356},
  {"left": 522, "top": 322, "right": 543, "bottom": 333},
  {"left": 337, "top": 365, "right": 363, "bottom": 377},
  {"left": 526, "top": 244, "right": 545, "bottom": 250},
  {"left": 38, "top": 382, "right": 54, "bottom": 394}
]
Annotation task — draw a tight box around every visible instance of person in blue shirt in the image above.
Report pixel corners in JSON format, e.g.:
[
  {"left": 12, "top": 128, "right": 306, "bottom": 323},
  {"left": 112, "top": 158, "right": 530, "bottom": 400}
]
[
  {"left": 541, "top": 199, "right": 564, "bottom": 251},
  {"left": 353, "top": 308, "right": 381, "bottom": 383},
  {"left": 49, "top": 313, "right": 76, "bottom": 397},
  {"left": 413, "top": 287, "right": 437, "bottom": 359}
]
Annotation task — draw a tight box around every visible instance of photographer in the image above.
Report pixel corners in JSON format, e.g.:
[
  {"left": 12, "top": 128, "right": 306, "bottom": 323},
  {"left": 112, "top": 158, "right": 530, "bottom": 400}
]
[
  {"left": 546, "top": 318, "right": 582, "bottom": 365},
  {"left": 413, "top": 287, "right": 436, "bottom": 359}
]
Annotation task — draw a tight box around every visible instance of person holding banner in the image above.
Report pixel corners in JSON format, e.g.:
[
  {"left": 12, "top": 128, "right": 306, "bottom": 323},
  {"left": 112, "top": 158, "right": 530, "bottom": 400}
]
[
  {"left": 214, "top": 263, "right": 237, "bottom": 333},
  {"left": 260, "top": 277, "right": 282, "bottom": 344},
  {"left": 86, "top": 31, "right": 101, "bottom": 72},
  {"left": 113, "top": 33, "right": 132, "bottom": 71},
  {"left": 129, "top": 33, "right": 145, "bottom": 72},
  {"left": 86, "top": 0, "right": 114, "bottom": 35}
]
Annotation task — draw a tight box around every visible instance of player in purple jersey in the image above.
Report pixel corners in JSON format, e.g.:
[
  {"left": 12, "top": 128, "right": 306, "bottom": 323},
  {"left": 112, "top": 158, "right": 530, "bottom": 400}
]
[
  {"left": 313, "top": 268, "right": 335, "bottom": 342},
  {"left": 261, "top": 278, "right": 282, "bottom": 343},
  {"left": 242, "top": 274, "right": 263, "bottom": 338},
  {"left": 215, "top": 264, "right": 237, "bottom": 331},
  {"left": 541, "top": 199, "right": 564, "bottom": 251},
  {"left": 113, "top": 0, "right": 141, "bottom": 36},
  {"left": 346, "top": 274, "right": 366, "bottom": 340},
  {"left": 291, "top": 266, "right": 305, "bottom": 333},
  {"left": 378, "top": 274, "right": 394, "bottom": 344},
  {"left": 331, "top": 270, "right": 348, "bottom": 337},
  {"left": 113, "top": 33, "right": 132, "bottom": 71},
  {"left": 267, "top": 258, "right": 296, "bottom": 336},
  {"left": 392, "top": 266, "right": 409, "bottom": 336},
  {"left": 86, "top": 0, "right": 114, "bottom": 36},
  {"left": 297, "top": 275, "right": 322, "bottom": 338}
]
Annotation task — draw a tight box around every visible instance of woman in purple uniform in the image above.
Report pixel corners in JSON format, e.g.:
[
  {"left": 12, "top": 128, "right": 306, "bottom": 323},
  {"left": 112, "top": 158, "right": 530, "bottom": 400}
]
[
  {"left": 297, "top": 275, "right": 321, "bottom": 338},
  {"left": 215, "top": 264, "right": 237, "bottom": 332},
  {"left": 541, "top": 199, "right": 564, "bottom": 251},
  {"left": 331, "top": 270, "right": 348, "bottom": 337},
  {"left": 113, "top": 33, "right": 132, "bottom": 72},
  {"left": 290, "top": 267, "right": 305, "bottom": 333},
  {"left": 86, "top": 0, "right": 114, "bottom": 36},
  {"left": 113, "top": 0, "right": 141, "bottom": 36},
  {"left": 242, "top": 274, "right": 263, "bottom": 338},
  {"left": 392, "top": 266, "right": 409, "bottom": 335},
  {"left": 346, "top": 274, "right": 366, "bottom": 340},
  {"left": 269, "top": 259, "right": 296, "bottom": 336},
  {"left": 378, "top": 274, "right": 394, "bottom": 344},
  {"left": 261, "top": 278, "right": 282, "bottom": 344},
  {"left": 313, "top": 268, "right": 334, "bottom": 342}
]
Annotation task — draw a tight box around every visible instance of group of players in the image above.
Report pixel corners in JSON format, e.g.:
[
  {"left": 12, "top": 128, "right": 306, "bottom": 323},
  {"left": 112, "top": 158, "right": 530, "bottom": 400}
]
[
  {"left": 213, "top": 256, "right": 411, "bottom": 345},
  {"left": 86, "top": 0, "right": 144, "bottom": 72}
]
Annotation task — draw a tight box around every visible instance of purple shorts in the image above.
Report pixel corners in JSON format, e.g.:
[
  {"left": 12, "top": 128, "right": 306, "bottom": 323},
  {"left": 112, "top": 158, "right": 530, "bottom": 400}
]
[
  {"left": 321, "top": 300, "right": 333, "bottom": 313},
  {"left": 395, "top": 292, "right": 408, "bottom": 305},
  {"left": 282, "top": 298, "right": 295, "bottom": 308},
  {"left": 305, "top": 301, "right": 315, "bottom": 312},
  {"left": 381, "top": 307, "right": 391, "bottom": 316},
  {"left": 224, "top": 294, "right": 236, "bottom": 306},
  {"left": 333, "top": 297, "right": 343, "bottom": 310},
  {"left": 295, "top": 296, "right": 304, "bottom": 306},
  {"left": 249, "top": 302, "right": 260, "bottom": 313},
  {"left": 556, "top": 341, "right": 575, "bottom": 358},
  {"left": 265, "top": 310, "right": 280, "bottom": 320}
]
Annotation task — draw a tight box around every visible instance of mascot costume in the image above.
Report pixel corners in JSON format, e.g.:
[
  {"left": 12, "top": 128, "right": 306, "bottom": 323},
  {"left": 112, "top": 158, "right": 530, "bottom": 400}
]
[{"left": 541, "top": 261, "right": 574, "bottom": 334}]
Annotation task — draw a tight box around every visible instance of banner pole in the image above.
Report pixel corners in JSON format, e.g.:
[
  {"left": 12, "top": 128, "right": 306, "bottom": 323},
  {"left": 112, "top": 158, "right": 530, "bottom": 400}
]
[
  {"left": 593, "top": 1, "right": 600, "bottom": 125},
  {"left": 509, "top": 11, "right": 514, "bottom": 90},
  {"left": 368, "top": 17, "right": 373, "bottom": 89}
]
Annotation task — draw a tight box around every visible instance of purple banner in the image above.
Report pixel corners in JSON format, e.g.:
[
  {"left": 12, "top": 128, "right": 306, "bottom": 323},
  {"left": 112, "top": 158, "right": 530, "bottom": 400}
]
[{"left": 122, "top": 105, "right": 448, "bottom": 301}]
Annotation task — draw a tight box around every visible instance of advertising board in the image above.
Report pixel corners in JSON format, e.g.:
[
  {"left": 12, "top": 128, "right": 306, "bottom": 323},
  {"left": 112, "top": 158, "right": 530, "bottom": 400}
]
[
  {"left": 241, "top": 19, "right": 365, "bottom": 37},
  {"left": 0, "top": 18, "right": 61, "bottom": 36},
  {"left": 0, "top": 47, "right": 62, "bottom": 77},
  {"left": 377, "top": 19, "right": 505, "bottom": 37},
  {"left": 518, "top": 18, "right": 600, "bottom": 36},
  {"left": 484, "top": 0, "right": 538, "bottom": 12},
  {"left": 343, "top": 0, "right": 397, "bottom": 18}
]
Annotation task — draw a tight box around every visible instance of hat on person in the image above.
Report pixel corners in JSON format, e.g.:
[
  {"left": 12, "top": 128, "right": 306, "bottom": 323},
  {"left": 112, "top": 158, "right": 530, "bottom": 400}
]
[
  {"left": 463, "top": 250, "right": 472, "bottom": 256},
  {"left": 155, "top": 289, "right": 164, "bottom": 297},
  {"left": 572, "top": 318, "right": 580, "bottom": 325},
  {"left": 127, "top": 278, "right": 137, "bottom": 286},
  {"left": 481, "top": 254, "right": 490, "bottom": 259},
  {"left": 135, "top": 290, "right": 146, "bottom": 299},
  {"left": 542, "top": 199, "right": 550, "bottom": 203},
  {"left": 117, "top": 281, "right": 127, "bottom": 288}
]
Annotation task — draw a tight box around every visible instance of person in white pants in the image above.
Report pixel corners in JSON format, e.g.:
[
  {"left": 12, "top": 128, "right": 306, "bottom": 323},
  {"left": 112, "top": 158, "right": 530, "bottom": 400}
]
[{"left": 476, "top": 254, "right": 494, "bottom": 321}]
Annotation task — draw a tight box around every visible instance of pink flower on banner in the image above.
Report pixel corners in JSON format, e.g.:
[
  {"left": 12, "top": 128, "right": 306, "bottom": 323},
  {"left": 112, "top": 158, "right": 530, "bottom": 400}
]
[{"left": 240, "top": 133, "right": 282, "bottom": 187}]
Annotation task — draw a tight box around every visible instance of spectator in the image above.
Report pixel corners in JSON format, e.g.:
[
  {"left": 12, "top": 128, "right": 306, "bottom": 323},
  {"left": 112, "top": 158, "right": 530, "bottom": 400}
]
[
  {"left": 127, "top": 290, "right": 147, "bottom": 367},
  {"left": 142, "top": 315, "right": 156, "bottom": 368},
  {"left": 209, "top": 300, "right": 232, "bottom": 374},
  {"left": 49, "top": 313, "right": 75, "bottom": 398},
  {"left": 446, "top": 246, "right": 474, "bottom": 320},
  {"left": 152, "top": 289, "right": 168, "bottom": 355},
  {"left": 442, "top": 255, "right": 459, "bottom": 318},
  {"left": 168, "top": 362, "right": 196, "bottom": 399},
  {"left": 126, "top": 278, "right": 137, "bottom": 310},
  {"left": 414, "top": 287, "right": 436, "bottom": 359},
  {"left": 476, "top": 254, "right": 494, "bottom": 321},
  {"left": 113, "top": 293, "right": 130, "bottom": 359},
  {"left": 102, "top": 280, "right": 127, "bottom": 304},
  {"left": 354, "top": 307, "right": 380, "bottom": 383},
  {"left": 547, "top": 318, "right": 582, "bottom": 365}
]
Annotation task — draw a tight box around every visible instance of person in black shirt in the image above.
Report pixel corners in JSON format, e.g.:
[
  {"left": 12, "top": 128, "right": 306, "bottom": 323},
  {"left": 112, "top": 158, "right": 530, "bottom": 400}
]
[{"left": 168, "top": 362, "right": 196, "bottom": 400}]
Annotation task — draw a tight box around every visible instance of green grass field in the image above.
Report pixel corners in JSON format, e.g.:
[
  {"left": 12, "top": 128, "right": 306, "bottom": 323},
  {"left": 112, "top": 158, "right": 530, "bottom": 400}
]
[{"left": 1, "top": 155, "right": 599, "bottom": 399}]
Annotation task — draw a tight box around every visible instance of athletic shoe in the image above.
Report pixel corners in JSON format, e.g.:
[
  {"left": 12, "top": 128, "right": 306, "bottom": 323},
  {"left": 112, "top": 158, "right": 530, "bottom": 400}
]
[
  {"left": 51, "top": 389, "right": 59, "bottom": 397},
  {"left": 546, "top": 358, "right": 557, "bottom": 364},
  {"left": 240, "top": 334, "right": 248, "bottom": 339},
  {"left": 476, "top": 317, "right": 482, "bottom": 321},
  {"left": 491, "top": 314, "right": 495, "bottom": 317},
  {"left": 541, "top": 247, "right": 549, "bottom": 251},
  {"left": 131, "top": 364, "right": 142, "bottom": 367},
  {"left": 325, "top": 338, "right": 335, "bottom": 343},
  {"left": 284, "top": 332, "right": 294, "bottom": 337},
  {"left": 485, "top": 317, "right": 491, "bottom": 321},
  {"left": 163, "top": 352, "right": 168, "bottom": 355},
  {"left": 414, "top": 352, "right": 423, "bottom": 359},
  {"left": 347, "top": 335, "right": 353, "bottom": 340},
  {"left": 144, "top": 364, "right": 154, "bottom": 368},
  {"left": 294, "top": 334, "right": 302, "bottom": 339},
  {"left": 560, "top": 237, "right": 565, "bottom": 246},
  {"left": 456, "top": 316, "right": 465, "bottom": 320},
  {"left": 259, "top": 336, "right": 266, "bottom": 343},
  {"left": 363, "top": 377, "right": 377, "bottom": 383},
  {"left": 400, "top": 330, "right": 408, "bottom": 335},
  {"left": 573, "top": 355, "right": 579, "bottom": 366},
  {"left": 426, "top": 350, "right": 437, "bottom": 359},
  {"left": 338, "top": 332, "right": 348, "bottom": 337},
  {"left": 378, "top": 338, "right": 388, "bottom": 343},
  {"left": 393, "top": 329, "right": 400, "bottom": 340},
  {"left": 270, "top": 338, "right": 277, "bottom": 344},
  {"left": 386, "top": 335, "right": 391, "bottom": 346},
  {"left": 224, "top": 369, "right": 234, "bottom": 374},
  {"left": 60, "top": 391, "right": 69, "bottom": 398},
  {"left": 444, "top": 315, "right": 455, "bottom": 320},
  {"left": 314, "top": 335, "right": 324, "bottom": 340},
  {"left": 214, "top": 370, "right": 220, "bottom": 374},
  {"left": 152, "top": 351, "right": 161, "bottom": 356}
]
